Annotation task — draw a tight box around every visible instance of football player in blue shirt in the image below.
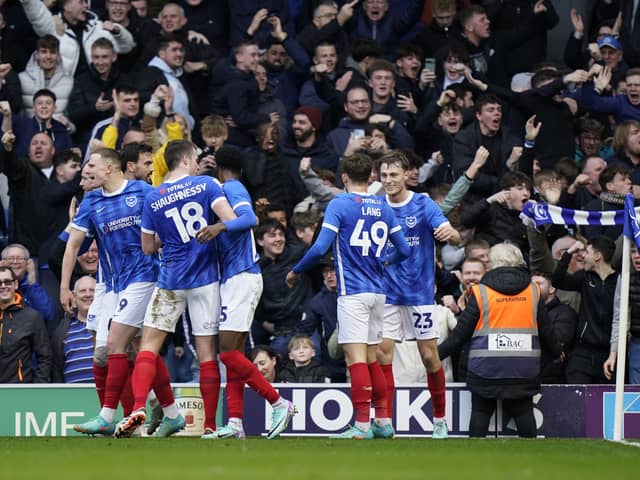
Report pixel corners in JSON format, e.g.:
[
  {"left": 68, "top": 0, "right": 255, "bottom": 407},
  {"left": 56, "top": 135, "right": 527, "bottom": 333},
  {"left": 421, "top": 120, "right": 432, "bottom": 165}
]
[
  {"left": 60, "top": 148, "right": 159, "bottom": 436},
  {"left": 286, "top": 153, "right": 410, "bottom": 439},
  {"left": 202, "top": 146, "right": 296, "bottom": 440},
  {"left": 113, "top": 140, "right": 235, "bottom": 438},
  {"left": 378, "top": 151, "right": 460, "bottom": 439}
]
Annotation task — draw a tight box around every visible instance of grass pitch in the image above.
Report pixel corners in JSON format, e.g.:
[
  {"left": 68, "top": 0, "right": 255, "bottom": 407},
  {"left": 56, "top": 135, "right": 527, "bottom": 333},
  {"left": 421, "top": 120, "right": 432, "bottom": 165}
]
[{"left": 0, "top": 437, "right": 636, "bottom": 480}]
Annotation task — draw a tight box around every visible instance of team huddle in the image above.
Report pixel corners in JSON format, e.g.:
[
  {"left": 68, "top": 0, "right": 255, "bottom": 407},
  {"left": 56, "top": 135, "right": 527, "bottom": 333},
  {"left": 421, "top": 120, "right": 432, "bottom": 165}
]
[{"left": 64, "top": 142, "right": 458, "bottom": 439}]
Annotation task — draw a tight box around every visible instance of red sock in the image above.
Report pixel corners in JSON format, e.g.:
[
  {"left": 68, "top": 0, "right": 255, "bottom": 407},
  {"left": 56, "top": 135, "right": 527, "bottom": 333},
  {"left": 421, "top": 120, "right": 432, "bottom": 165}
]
[
  {"left": 368, "top": 361, "right": 388, "bottom": 420},
  {"left": 380, "top": 363, "right": 395, "bottom": 418},
  {"left": 103, "top": 354, "right": 130, "bottom": 410},
  {"left": 220, "top": 350, "right": 279, "bottom": 404},
  {"left": 152, "top": 355, "right": 175, "bottom": 407},
  {"left": 132, "top": 351, "right": 156, "bottom": 411},
  {"left": 428, "top": 367, "right": 446, "bottom": 418},
  {"left": 348, "top": 363, "right": 371, "bottom": 423},
  {"left": 120, "top": 363, "right": 134, "bottom": 416},
  {"left": 93, "top": 363, "right": 108, "bottom": 407},
  {"left": 200, "top": 360, "right": 221, "bottom": 431},
  {"left": 219, "top": 351, "right": 247, "bottom": 418}
]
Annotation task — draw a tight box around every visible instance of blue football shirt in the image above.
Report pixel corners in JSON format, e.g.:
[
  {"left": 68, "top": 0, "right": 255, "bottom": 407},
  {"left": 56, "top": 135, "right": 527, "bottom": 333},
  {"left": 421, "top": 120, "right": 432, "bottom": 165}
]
[
  {"left": 217, "top": 179, "right": 260, "bottom": 283},
  {"left": 384, "top": 192, "right": 449, "bottom": 305},
  {"left": 322, "top": 193, "right": 402, "bottom": 296},
  {"left": 142, "top": 175, "right": 226, "bottom": 290},
  {"left": 72, "top": 180, "right": 157, "bottom": 293}
]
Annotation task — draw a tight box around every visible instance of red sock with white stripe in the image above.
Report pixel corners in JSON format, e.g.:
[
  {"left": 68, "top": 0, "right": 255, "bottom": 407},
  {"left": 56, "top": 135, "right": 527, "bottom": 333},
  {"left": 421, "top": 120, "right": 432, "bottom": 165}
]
[{"left": 200, "top": 360, "right": 221, "bottom": 431}]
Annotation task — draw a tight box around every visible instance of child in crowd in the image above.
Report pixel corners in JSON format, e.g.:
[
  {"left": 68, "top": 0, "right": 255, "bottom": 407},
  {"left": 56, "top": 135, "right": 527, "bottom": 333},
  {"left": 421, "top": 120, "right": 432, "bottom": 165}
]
[{"left": 280, "top": 334, "right": 331, "bottom": 383}]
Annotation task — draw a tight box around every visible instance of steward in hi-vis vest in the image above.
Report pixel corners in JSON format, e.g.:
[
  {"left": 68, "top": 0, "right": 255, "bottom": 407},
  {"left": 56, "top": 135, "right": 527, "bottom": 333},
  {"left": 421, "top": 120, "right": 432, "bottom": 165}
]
[
  {"left": 438, "top": 243, "right": 563, "bottom": 438},
  {"left": 468, "top": 282, "right": 541, "bottom": 380}
]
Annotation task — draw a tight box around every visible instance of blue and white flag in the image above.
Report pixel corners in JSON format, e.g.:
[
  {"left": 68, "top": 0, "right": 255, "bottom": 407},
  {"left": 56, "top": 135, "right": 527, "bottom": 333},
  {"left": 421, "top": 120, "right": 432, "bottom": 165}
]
[
  {"left": 623, "top": 193, "right": 640, "bottom": 250},
  {"left": 520, "top": 201, "right": 624, "bottom": 229}
]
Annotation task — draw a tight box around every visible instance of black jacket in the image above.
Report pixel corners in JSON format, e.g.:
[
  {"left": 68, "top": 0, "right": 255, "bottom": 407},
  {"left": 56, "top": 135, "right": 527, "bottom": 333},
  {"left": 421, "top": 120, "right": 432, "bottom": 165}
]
[
  {"left": 552, "top": 252, "right": 618, "bottom": 351},
  {"left": 210, "top": 61, "right": 270, "bottom": 147},
  {"left": 280, "top": 135, "right": 339, "bottom": 204},
  {"left": 279, "top": 359, "right": 331, "bottom": 383},
  {"left": 539, "top": 297, "right": 578, "bottom": 384},
  {"left": 439, "top": 267, "right": 561, "bottom": 399},
  {"left": 67, "top": 64, "right": 125, "bottom": 145},
  {"left": 460, "top": 200, "right": 528, "bottom": 255},
  {"left": 243, "top": 148, "right": 295, "bottom": 216},
  {"left": 452, "top": 121, "right": 521, "bottom": 196},
  {"left": 489, "top": 0, "right": 558, "bottom": 77},
  {"left": 255, "top": 244, "right": 313, "bottom": 335},
  {"left": 0, "top": 293, "right": 51, "bottom": 383},
  {"left": 1, "top": 150, "right": 51, "bottom": 255}
]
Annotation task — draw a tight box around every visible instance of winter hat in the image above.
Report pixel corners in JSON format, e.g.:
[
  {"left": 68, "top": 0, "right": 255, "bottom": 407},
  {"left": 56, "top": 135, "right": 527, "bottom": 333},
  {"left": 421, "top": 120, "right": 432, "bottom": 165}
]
[{"left": 295, "top": 106, "right": 322, "bottom": 131}]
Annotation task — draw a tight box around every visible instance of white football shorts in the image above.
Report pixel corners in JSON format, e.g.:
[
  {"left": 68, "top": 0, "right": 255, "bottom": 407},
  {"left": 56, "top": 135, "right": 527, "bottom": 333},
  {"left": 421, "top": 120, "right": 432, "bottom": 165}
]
[
  {"left": 219, "top": 272, "right": 263, "bottom": 333},
  {"left": 143, "top": 282, "right": 220, "bottom": 336},
  {"left": 383, "top": 304, "right": 440, "bottom": 341},
  {"left": 337, "top": 293, "right": 385, "bottom": 345},
  {"left": 111, "top": 281, "right": 156, "bottom": 330}
]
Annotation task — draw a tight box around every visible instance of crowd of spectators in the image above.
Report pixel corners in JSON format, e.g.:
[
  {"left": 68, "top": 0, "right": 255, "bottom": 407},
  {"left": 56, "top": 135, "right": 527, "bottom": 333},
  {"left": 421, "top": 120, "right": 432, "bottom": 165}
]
[{"left": 1, "top": 0, "right": 639, "bottom": 388}]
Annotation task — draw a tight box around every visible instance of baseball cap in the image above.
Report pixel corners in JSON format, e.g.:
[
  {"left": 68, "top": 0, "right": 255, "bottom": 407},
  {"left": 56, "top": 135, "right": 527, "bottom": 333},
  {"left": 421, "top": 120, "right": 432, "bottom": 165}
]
[{"left": 598, "top": 35, "right": 622, "bottom": 50}]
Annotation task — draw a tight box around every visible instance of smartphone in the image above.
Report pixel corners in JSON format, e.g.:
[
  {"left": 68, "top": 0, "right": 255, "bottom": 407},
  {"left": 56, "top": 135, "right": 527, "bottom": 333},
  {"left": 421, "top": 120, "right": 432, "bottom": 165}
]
[
  {"left": 353, "top": 129, "right": 365, "bottom": 139},
  {"left": 424, "top": 58, "right": 436, "bottom": 74}
]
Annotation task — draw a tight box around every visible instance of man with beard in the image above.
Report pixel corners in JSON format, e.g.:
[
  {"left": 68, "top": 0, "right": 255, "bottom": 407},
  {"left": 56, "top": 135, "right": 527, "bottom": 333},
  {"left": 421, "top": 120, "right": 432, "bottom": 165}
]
[
  {"left": 121, "top": 142, "right": 153, "bottom": 183},
  {"left": 260, "top": 16, "right": 311, "bottom": 119},
  {"left": 281, "top": 106, "right": 338, "bottom": 206},
  {"left": 244, "top": 122, "right": 294, "bottom": 217}
]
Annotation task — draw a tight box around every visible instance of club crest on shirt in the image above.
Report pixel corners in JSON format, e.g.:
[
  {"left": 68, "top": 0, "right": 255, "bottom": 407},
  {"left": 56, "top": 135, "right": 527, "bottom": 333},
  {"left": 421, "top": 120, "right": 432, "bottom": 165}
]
[
  {"left": 405, "top": 215, "right": 417, "bottom": 228},
  {"left": 125, "top": 195, "right": 138, "bottom": 208}
]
